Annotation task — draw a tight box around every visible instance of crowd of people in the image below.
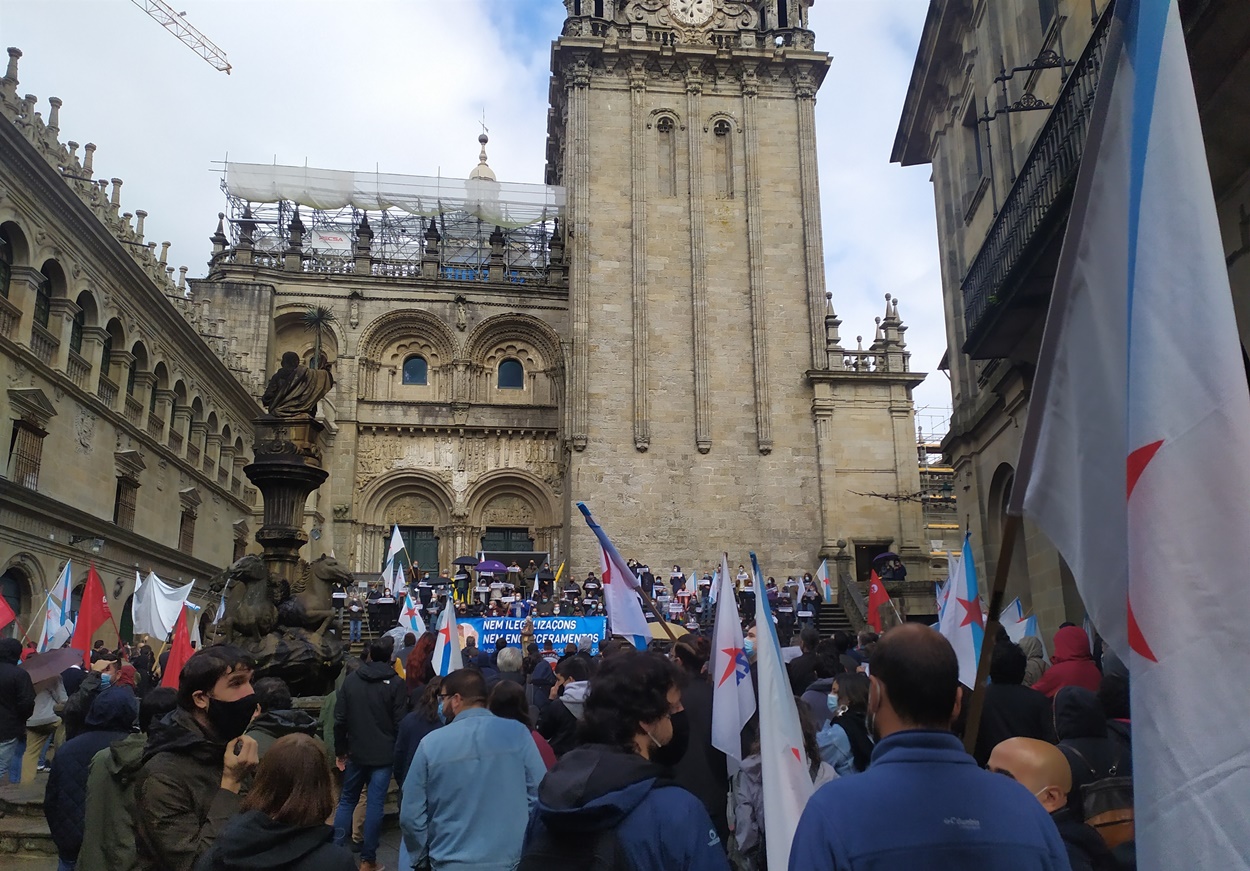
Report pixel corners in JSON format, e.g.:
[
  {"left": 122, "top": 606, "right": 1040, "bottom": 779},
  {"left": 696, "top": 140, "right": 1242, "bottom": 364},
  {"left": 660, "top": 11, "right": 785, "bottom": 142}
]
[{"left": 0, "top": 604, "right": 1135, "bottom": 871}]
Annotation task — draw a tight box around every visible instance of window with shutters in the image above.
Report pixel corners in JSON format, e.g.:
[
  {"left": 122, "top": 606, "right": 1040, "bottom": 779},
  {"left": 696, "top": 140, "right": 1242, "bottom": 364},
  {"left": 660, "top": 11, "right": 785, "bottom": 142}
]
[
  {"left": 8, "top": 421, "right": 45, "bottom": 490},
  {"left": 113, "top": 478, "right": 139, "bottom": 530},
  {"left": 179, "top": 510, "right": 196, "bottom": 554}
]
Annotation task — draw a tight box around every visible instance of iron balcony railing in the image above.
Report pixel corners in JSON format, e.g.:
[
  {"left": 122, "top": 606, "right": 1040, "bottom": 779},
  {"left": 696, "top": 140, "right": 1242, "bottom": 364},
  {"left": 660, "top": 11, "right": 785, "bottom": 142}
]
[{"left": 961, "top": 8, "right": 1112, "bottom": 347}]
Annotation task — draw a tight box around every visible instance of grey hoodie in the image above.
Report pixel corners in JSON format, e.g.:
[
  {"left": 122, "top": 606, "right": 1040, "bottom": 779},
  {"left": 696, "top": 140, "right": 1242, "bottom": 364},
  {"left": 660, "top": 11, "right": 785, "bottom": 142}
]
[{"left": 559, "top": 681, "right": 590, "bottom": 720}]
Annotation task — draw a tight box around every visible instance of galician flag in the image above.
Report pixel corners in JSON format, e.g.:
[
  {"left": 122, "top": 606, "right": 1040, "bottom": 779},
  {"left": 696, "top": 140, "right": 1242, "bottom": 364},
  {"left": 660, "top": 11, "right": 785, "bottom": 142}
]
[
  {"left": 38, "top": 561, "right": 75, "bottom": 652},
  {"left": 711, "top": 552, "right": 754, "bottom": 770},
  {"left": 936, "top": 533, "right": 983, "bottom": 689},
  {"left": 383, "top": 525, "right": 409, "bottom": 597},
  {"left": 399, "top": 592, "right": 426, "bottom": 635},
  {"left": 814, "top": 558, "right": 833, "bottom": 604},
  {"left": 577, "top": 503, "right": 650, "bottom": 648},
  {"left": 432, "top": 597, "right": 462, "bottom": 676},
  {"left": 750, "top": 552, "right": 814, "bottom": 871},
  {"left": 1012, "top": 3, "right": 1250, "bottom": 865}
]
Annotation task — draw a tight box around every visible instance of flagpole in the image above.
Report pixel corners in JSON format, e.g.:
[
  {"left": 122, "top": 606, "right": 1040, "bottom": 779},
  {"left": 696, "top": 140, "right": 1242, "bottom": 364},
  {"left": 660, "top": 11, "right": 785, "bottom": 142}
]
[{"left": 961, "top": 513, "right": 1020, "bottom": 755}]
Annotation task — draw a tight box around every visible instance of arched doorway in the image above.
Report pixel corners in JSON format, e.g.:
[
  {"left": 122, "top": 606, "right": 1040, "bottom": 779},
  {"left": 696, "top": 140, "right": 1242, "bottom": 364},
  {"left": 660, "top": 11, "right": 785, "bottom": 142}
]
[{"left": 0, "top": 567, "right": 30, "bottom": 639}]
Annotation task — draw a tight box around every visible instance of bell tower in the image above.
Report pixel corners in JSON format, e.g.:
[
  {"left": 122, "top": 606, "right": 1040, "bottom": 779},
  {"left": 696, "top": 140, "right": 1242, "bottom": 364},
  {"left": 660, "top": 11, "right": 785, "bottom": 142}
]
[{"left": 547, "top": 0, "right": 927, "bottom": 581}]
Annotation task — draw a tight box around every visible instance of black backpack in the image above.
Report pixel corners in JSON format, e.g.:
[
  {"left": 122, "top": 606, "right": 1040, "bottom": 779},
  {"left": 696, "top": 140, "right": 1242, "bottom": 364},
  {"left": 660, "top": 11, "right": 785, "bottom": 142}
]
[{"left": 518, "top": 826, "right": 632, "bottom": 871}]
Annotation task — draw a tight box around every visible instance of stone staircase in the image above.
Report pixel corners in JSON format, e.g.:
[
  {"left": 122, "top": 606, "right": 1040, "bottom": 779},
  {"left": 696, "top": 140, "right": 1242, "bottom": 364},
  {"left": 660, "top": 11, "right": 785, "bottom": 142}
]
[{"left": 0, "top": 779, "right": 55, "bottom": 865}]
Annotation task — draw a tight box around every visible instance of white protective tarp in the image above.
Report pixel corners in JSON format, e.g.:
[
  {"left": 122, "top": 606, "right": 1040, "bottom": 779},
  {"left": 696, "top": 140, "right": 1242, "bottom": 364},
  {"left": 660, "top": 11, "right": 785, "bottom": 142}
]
[
  {"left": 131, "top": 571, "right": 194, "bottom": 641},
  {"left": 225, "top": 163, "right": 565, "bottom": 229}
]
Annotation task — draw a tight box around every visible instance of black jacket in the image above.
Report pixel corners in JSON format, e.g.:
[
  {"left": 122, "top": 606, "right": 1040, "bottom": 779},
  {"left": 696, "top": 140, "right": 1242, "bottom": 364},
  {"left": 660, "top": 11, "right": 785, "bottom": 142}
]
[
  {"left": 1055, "top": 686, "right": 1132, "bottom": 820},
  {"left": 786, "top": 652, "right": 818, "bottom": 696},
  {"left": 1051, "top": 807, "right": 1120, "bottom": 871},
  {"left": 192, "top": 810, "right": 355, "bottom": 871},
  {"left": 63, "top": 671, "right": 105, "bottom": 741},
  {"left": 245, "top": 708, "right": 320, "bottom": 759},
  {"left": 393, "top": 711, "right": 441, "bottom": 790},
  {"left": 44, "top": 690, "right": 137, "bottom": 861},
  {"left": 333, "top": 660, "right": 407, "bottom": 766},
  {"left": 972, "top": 682, "right": 1054, "bottom": 766},
  {"left": 667, "top": 673, "right": 730, "bottom": 847},
  {"left": 0, "top": 641, "right": 35, "bottom": 742}
]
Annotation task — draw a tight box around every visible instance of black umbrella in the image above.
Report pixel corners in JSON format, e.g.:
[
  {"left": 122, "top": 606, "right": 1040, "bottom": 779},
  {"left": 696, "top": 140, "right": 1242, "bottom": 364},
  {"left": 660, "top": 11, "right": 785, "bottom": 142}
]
[
  {"left": 537, "top": 569, "right": 556, "bottom": 582},
  {"left": 434, "top": 576, "right": 453, "bottom": 587},
  {"left": 21, "top": 647, "right": 86, "bottom": 684},
  {"left": 452, "top": 556, "right": 478, "bottom": 567},
  {"left": 872, "top": 552, "right": 900, "bottom": 563}
]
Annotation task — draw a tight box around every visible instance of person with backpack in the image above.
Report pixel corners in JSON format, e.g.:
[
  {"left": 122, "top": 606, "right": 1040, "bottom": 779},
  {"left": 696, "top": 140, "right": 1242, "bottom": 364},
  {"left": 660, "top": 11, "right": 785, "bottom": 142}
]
[
  {"left": 1054, "top": 686, "right": 1133, "bottom": 832},
  {"left": 519, "top": 651, "right": 729, "bottom": 871}
]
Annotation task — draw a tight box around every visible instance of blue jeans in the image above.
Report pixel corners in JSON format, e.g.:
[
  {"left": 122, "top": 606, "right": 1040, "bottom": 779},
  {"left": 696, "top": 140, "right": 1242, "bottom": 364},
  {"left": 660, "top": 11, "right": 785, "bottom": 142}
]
[
  {"left": 349, "top": 619, "right": 362, "bottom": 642},
  {"left": 0, "top": 738, "right": 17, "bottom": 781},
  {"left": 333, "top": 762, "right": 391, "bottom": 861}
]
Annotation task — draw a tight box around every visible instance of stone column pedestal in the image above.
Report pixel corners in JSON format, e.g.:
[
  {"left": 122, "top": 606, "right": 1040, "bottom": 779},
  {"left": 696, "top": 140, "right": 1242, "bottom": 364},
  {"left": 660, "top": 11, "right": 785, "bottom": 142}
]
[{"left": 244, "top": 415, "right": 329, "bottom": 585}]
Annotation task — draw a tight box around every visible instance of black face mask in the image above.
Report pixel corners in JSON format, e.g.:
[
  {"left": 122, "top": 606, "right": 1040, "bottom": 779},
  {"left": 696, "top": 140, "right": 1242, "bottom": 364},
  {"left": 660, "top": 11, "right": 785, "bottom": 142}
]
[
  {"left": 650, "top": 709, "right": 690, "bottom": 768},
  {"left": 205, "top": 693, "right": 258, "bottom": 742}
]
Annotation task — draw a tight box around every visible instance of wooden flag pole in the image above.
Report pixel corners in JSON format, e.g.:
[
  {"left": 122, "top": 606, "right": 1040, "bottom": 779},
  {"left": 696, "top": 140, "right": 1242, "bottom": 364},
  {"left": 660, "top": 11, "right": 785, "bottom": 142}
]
[
  {"left": 635, "top": 583, "right": 680, "bottom": 643},
  {"left": 962, "top": 513, "right": 1021, "bottom": 755}
]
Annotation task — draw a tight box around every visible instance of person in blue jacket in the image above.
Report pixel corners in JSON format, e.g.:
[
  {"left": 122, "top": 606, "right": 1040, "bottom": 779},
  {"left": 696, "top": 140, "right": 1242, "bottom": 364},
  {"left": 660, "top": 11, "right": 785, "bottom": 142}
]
[
  {"left": 789, "top": 624, "right": 1071, "bottom": 871},
  {"left": 519, "top": 650, "right": 729, "bottom": 871}
]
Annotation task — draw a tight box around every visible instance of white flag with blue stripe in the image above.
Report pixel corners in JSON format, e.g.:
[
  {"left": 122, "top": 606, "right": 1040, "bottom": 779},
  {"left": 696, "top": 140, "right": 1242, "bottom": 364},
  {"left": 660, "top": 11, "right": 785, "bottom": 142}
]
[
  {"left": 1011, "top": 2, "right": 1250, "bottom": 865},
  {"left": 432, "top": 597, "right": 462, "bottom": 676}
]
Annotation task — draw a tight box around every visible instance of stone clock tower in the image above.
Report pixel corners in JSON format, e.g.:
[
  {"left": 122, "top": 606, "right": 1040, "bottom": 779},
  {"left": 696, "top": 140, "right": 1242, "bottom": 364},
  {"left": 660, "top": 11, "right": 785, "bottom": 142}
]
[{"left": 547, "top": 0, "right": 929, "bottom": 583}]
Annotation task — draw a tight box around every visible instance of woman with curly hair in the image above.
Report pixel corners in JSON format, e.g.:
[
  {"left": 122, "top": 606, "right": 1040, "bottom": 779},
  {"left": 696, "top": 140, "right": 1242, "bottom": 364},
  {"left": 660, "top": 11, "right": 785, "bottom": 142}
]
[
  {"left": 519, "top": 651, "right": 729, "bottom": 870},
  {"left": 405, "top": 631, "right": 438, "bottom": 700}
]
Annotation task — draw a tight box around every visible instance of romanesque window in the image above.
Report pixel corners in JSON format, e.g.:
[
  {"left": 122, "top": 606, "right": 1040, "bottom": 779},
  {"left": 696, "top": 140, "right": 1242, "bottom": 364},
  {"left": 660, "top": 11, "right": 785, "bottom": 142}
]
[
  {"left": 402, "top": 355, "right": 429, "bottom": 386},
  {"left": 713, "top": 119, "right": 734, "bottom": 199},
  {"left": 113, "top": 478, "right": 139, "bottom": 530},
  {"left": 33, "top": 271, "right": 51, "bottom": 330},
  {"left": 498, "top": 358, "right": 525, "bottom": 390},
  {"left": 657, "top": 116, "right": 677, "bottom": 198},
  {"left": 7, "top": 421, "right": 45, "bottom": 490}
]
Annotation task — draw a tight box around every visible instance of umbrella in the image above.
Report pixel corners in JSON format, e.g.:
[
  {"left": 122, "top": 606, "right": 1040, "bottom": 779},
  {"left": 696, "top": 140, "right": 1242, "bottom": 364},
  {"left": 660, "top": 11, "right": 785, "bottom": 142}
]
[
  {"left": 434, "top": 576, "right": 453, "bottom": 586},
  {"left": 872, "top": 552, "right": 900, "bottom": 563},
  {"left": 477, "top": 560, "right": 508, "bottom": 574},
  {"left": 453, "top": 556, "right": 478, "bottom": 567},
  {"left": 537, "top": 568, "right": 556, "bottom": 582},
  {"left": 21, "top": 647, "right": 87, "bottom": 684}
]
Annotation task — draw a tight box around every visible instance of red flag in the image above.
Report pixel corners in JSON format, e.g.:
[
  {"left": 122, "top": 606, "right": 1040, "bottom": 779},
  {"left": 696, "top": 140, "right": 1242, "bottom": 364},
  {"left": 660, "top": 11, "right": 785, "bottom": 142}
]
[
  {"left": 69, "top": 565, "right": 112, "bottom": 667},
  {"left": 0, "top": 595, "right": 16, "bottom": 631},
  {"left": 160, "top": 606, "right": 194, "bottom": 689},
  {"left": 866, "top": 570, "right": 890, "bottom": 632}
]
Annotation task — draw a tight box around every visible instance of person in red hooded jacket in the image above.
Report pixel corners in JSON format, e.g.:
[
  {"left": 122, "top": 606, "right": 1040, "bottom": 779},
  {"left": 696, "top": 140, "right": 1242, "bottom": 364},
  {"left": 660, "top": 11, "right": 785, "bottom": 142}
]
[{"left": 1030, "top": 625, "right": 1101, "bottom": 699}]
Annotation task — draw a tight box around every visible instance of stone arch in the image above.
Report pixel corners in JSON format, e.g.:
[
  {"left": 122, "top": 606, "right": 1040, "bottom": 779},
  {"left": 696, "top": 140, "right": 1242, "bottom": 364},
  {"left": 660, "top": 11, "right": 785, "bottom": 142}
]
[
  {"left": 464, "top": 314, "right": 565, "bottom": 406},
  {"left": 74, "top": 289, "right": 100, "bottom": 327},
  {"left": 987, "top": 462, "right": 1032, "bottom": 611},
  {"left": 465, "top": 469, "right": 558, "bottom": 530},
  {"left": 272, "top": 305, "right": 343, "bottom": 370},
  {"left": 357, "top": 309, "right": 458, "bottom": 402},
  {"left": 360, "top": 469, "right": 457, "bottom": 528},
  {"left": 0, "top": 219, "right": 32, "bottom": 267},
  {"left": 38, "top": 258, "right": 69, "bottom": 299},
  {"left": 0, "top": 553, "right": 43, "bottom": 637},
  {"left": 152, "top": 360, "right": 170, "bottom": 391}
]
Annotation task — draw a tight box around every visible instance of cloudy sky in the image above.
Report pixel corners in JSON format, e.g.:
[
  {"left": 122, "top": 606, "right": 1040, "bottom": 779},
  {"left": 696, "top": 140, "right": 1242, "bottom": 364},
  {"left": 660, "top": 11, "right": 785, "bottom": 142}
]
[{"left": 4, "top": 0, "right": 951, "bottom": 433}]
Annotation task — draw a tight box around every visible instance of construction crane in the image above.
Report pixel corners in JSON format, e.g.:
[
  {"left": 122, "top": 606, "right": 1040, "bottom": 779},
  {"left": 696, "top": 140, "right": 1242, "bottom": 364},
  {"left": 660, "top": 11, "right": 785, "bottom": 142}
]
[{"left": 128, "top": 0, "right": 231, "bottom": 74}]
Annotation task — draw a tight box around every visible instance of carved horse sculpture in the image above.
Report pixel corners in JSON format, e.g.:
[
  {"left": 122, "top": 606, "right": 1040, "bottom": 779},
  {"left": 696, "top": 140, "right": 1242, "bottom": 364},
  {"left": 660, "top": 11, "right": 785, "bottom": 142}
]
[
  {"left": 276, "top": 554, "right": 349, "bottom": 638},
  {"left": 210, "top": 555, "right": 277, "bottom": 642}
]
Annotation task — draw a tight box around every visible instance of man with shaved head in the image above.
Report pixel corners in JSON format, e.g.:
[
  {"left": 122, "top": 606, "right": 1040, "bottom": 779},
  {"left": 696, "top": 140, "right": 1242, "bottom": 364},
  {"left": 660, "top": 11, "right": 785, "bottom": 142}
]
[
  {"left": 988, "top": 738, "right": 1118, "bottom": 871},
  {"left": 789, "top": 624, "right": 1069, "bottom": 871}
]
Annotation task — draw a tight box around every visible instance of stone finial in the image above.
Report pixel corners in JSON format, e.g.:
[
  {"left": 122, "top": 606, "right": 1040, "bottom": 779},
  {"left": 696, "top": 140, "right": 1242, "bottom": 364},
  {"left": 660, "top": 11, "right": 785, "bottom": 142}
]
[
  {"left": 47, "top": 96, "right": 61, "bottom": 131},
  {"left": 424, "top": 219, "right": 441, "bottom": 243},
  {"left": 159, "top": 241, "right": 170, "bottom": 265},
  {"left": 178, "top": 265, "right": 188, "bottom": 290},
  {"left": 134, "top": 209, "right": 147, "bottom": 241},
  {"left": 147, "top": 242, "right": 157, "bottom": 261},
  {"left": 110, "top": 178, "right": 123, "bottom": 207},
  {"left": 883, "top": 292, "right": 893, "bottom": 320},
  {"left": 82, "top": 142, "right": 96, "bottom": 174},
  {"left": 211, "top": 212, "right": 228, "bottom": 251},
  {"left": 66, "top": 140, "right": 79, "bottom": 163},
  {"left": 21, "top": 94, "right": 35, "bottom": 117},
  {"left": 4, "top": 48, "right": 21, "bottom": 84}
]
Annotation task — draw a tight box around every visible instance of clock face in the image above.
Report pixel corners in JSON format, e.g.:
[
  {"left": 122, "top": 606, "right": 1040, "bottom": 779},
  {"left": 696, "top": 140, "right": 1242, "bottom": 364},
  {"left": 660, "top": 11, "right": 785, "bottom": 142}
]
[{"left": 670, "top": 0, "right": 714, "bottom": 27}]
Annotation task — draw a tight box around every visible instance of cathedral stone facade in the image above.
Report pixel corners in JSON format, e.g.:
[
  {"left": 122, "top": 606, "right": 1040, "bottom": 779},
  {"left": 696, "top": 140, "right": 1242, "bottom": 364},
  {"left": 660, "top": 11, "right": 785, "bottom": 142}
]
[{"left": 195, "top": 0, "right": 931, "bottom": 589}]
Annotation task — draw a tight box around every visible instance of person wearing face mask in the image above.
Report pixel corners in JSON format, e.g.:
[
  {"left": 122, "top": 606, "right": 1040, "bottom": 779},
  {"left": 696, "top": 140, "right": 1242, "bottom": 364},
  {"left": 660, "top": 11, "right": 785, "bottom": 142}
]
[
  {"left": 519, "top": 651, "right": 729, "bottom": 871},
  {"left": 987, "top": 738, "right": 1119, "bottom": 871},
  {"left": 133, "top": 645, "right": 262, "bottom": 871},
  {"left": 400, "top": 668, "right": 545, "bottom": 871},
  {"left": 815, "top": 672, "right": 873, "bottom": 776},
  {"left": 789, "top": 625, "right": 1069, "bottom": 871}
]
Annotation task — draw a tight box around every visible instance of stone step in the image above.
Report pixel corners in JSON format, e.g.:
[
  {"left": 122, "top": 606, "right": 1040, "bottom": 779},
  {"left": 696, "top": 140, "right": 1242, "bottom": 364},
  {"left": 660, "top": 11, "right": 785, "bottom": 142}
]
[
  {"left": 0, "top": 781, "right": 47, "bottom": 818},
  {"left": 0, "top": 814, "right": 55, "bottom": 857}
]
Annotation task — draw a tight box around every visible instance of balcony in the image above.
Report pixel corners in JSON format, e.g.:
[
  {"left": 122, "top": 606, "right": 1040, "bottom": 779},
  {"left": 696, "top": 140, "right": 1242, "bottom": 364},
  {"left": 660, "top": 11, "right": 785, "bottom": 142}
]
[
  {"left": 187, "top": 441, "right": 201, "bottom": 464},
  {"left": 0, "top": 296, "right": 19, "bottom": 340},
  {"left": 960, "top": 10, "right": 1111, "bottom": 360},
  {"left": 168, "top": 429, "right": 183, "bottom": 452},
  {"left": 147, "top": 413, "right": 165, "bottom": 440},
  {"left": 66, "top": 352, "right": 91, "bottom": 390},
  {"left": 30, "top": 323, "right": 59, "bottom": 367},
  {"left": 124, "top": 395, "right": 145, "bottom": 427},
  {"left": 97, "top": 375, "right": 119, "bottom": 408}
]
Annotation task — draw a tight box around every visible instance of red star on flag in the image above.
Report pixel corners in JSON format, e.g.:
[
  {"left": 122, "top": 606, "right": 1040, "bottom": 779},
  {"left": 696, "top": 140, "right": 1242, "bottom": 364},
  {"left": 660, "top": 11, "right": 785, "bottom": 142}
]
[
  {"left": 957, "top": 596, "right": 984, "bottom": 629},
  {"left": 404, "top": 604, "right": 419, "bottom": 621},
  {"left": 718, "top": 647, "right": 744, "bottom": 687}
]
